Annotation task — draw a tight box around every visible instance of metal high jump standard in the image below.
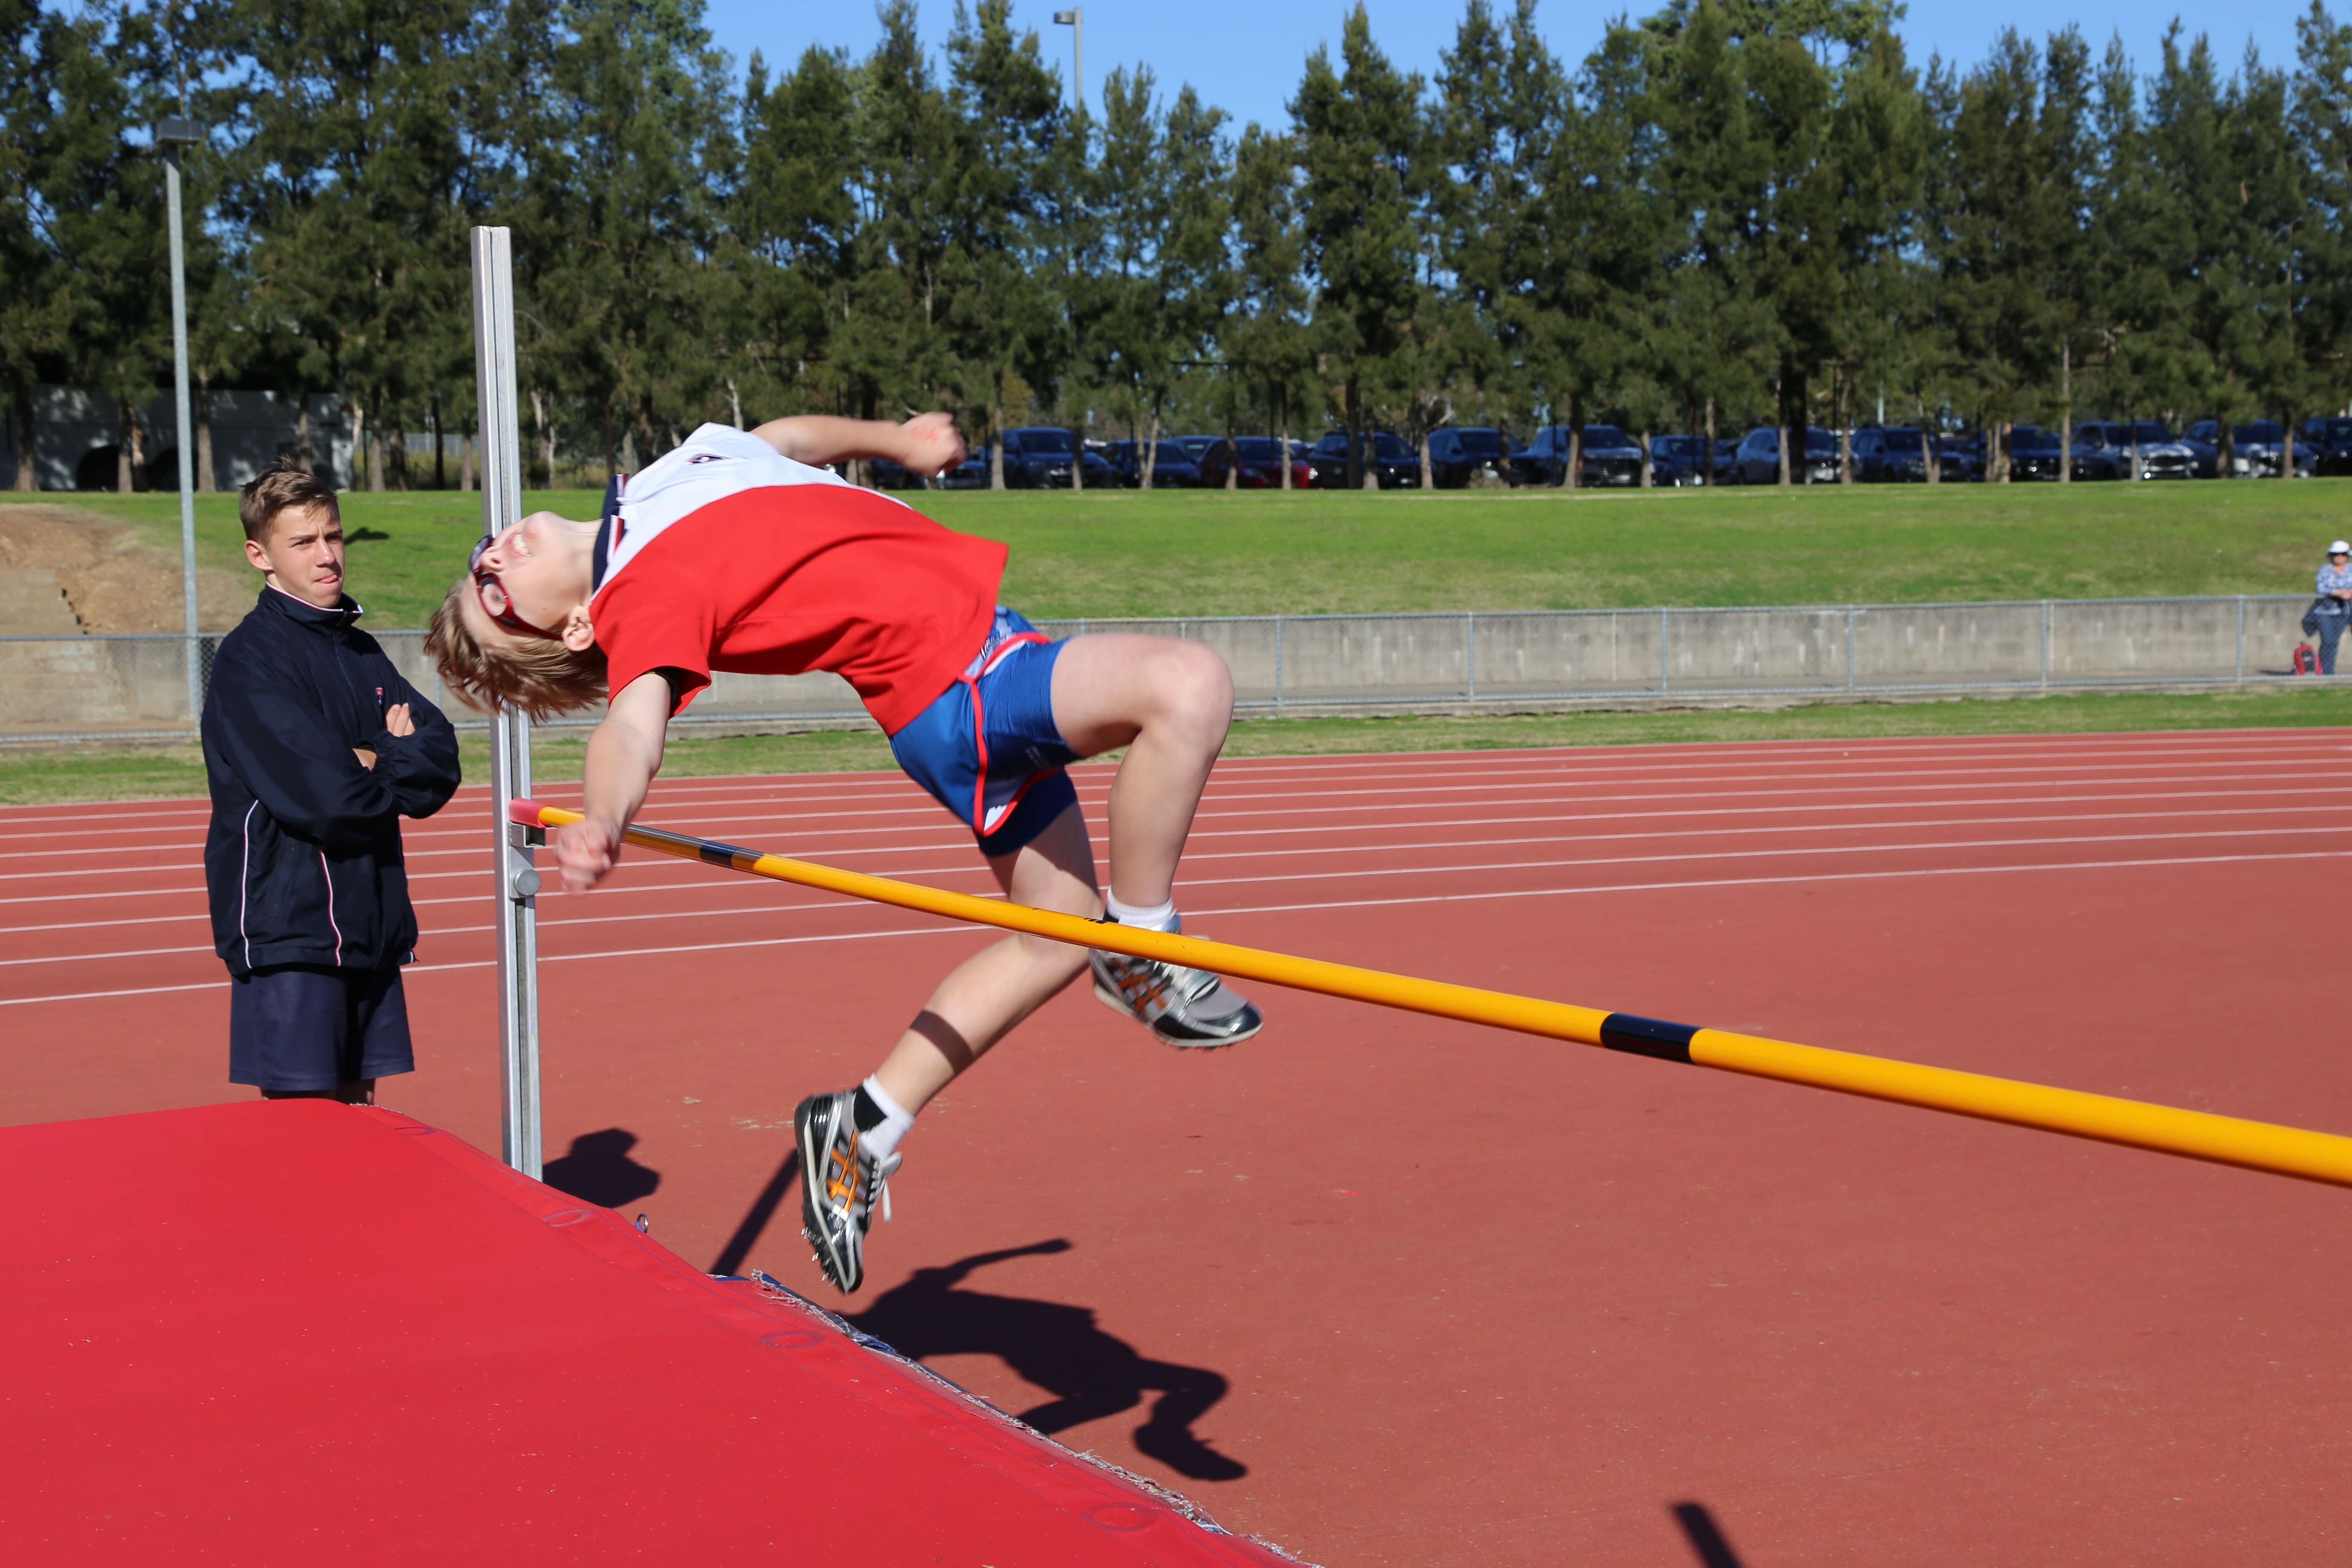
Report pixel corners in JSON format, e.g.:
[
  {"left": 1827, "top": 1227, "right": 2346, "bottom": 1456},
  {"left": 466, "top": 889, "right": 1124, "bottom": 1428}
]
[{"left": 471, "top": 226, "right": 542, "bottom": 1179}]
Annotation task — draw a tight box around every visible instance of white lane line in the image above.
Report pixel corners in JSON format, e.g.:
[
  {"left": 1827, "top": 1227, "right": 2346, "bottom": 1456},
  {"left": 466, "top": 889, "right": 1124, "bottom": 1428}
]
[
  {"left": 1187, "top": 767, "right": 2348, "bottom": 813},
  {"left": 6, "top": 882, "right": 1001, "bottom": 962},
  {"left": 1191, "top": 748, "right": 2352, "bottom": 789},
  {"left": 1173, "top": 804, "right": 2348, "bottom": 864},
  {"left": 0, "top": 923, "right": 984, "bottom": 1006},
  {"left": 6, "top": 798, "right": 2342, "bottom": 938},
  {"left": 11, "top": 845, "right": 2334, "bottom": 1008},
  {"left": 17, "top": 823, "right": 2333, "bottom": 969},
  {"left": 2, "top": 729, "right": 2341, "bottom": 829},
  {"left": 119, "top": 769, "right": 2352, "bottom": 865},
  {"left": 1179, "top": 849, "right": 2352, "bottom": 921},
  {"left": 1164, "top": 827, "right": 2341, "bottom": 894},
  {"left": 9, "top": 781, "right": 2337, "bottom": 903},
  {"left": 13, "top": 798, "right": 2337, "bottom": 935},
  {"left": 24, "top": 748, "right": 2341, "bottom": 858}
]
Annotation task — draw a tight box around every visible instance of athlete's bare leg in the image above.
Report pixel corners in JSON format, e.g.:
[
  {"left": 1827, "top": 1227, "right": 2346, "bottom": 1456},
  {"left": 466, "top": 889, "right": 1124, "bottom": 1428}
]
[
  {"left": 1046, "top": 634, "right": 1232, "bottom": 910},
  {"left": 871, "top": 802, "right": 1099, "bottom": 1113}
]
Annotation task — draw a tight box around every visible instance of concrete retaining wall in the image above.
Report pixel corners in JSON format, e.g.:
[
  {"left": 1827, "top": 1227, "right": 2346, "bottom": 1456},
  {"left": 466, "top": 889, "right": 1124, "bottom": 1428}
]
[{"left": 0, "top": 595, "right": 2334, "bottom": 741}]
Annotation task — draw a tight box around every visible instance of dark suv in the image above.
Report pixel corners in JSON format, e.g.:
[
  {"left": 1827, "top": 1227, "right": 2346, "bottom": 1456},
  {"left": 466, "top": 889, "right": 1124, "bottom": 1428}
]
[
  {"left": 1103, "top": 439, "right": 1201, "bottom": 487},
  {"left": 1851, "top": 427, "right": 1937, "bottom": 482},
  {"left": 2298, "top": 417, "right": 2352, "bottom": 476},
  {"left": 1000, "top": 427, "right": 1117, "bottom": 488},
  {"left": 1308, "top": 430, "right": 1421, "bottom": 487},
  {"left": 1426, "top": 428, "right": 1525, "bottom": 488},
  {"left": 2005, "top": 426, "right": 2067, "bottom": 481},
  {"left": 1513, "top": 425, "right": 1646, "bottom": 487},
  {"left": 1734, "top": 426, "right": 1841, "bottom": 485},
  {"left": 2071, "top": 421, "right": 2193, "bottom": 481}
]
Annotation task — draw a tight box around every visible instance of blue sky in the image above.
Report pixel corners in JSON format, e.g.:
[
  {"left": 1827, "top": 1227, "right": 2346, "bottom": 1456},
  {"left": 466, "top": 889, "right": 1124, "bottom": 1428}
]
[{"left": 701, "top": 1, "right": 2323, "bottom": 129}]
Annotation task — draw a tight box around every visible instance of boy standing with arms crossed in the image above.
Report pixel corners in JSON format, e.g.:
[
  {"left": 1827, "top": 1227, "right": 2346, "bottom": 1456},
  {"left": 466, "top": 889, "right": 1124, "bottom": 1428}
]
[
  {"left": 427, "top": 412, "right": 1262, "bottom": 1293},
  {"left": 203, "top": 458, "right": 462, "bottom": 1103}
]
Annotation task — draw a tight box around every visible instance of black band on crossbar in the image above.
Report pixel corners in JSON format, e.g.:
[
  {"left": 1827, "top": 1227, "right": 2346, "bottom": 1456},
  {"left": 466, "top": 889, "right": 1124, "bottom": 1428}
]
[{"left": 1599, "top": 1014, "right": 1700, "bottom": 1064}]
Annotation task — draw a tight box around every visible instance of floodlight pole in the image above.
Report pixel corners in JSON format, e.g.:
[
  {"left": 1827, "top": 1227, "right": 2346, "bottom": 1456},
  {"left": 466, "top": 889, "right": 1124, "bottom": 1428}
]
[
  {"left": 156, "top": 117, "right": 202, "bottom": 726},
  {"left": 470, "top": 226, "right": 542, "bottom": 1180},
  {"left": 1054, "top": 8, "right": 1083, "bottom": 108}
]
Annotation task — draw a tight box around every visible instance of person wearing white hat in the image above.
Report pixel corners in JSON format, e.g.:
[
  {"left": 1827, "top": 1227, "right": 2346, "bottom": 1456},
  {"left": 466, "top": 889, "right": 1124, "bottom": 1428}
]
[{"left": 2310, "top": 542, "right": 2352, "bottom": 673}]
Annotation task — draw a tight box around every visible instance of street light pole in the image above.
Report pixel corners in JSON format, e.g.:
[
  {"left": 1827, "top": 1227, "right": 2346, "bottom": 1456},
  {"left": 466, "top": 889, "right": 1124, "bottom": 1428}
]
[
  {"left": 156, "top": 116, "right": 202, "bottom": 727},
  {"left": 1053, "top": 8, "right": 1082, "bottom": 109}
]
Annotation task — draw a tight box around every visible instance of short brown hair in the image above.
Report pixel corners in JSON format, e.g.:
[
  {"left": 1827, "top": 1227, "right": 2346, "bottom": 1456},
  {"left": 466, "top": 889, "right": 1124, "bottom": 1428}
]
[
  {"left": 239, "top": 454, "right": 340, "bottom": 542},
  {"left": 425, "top": 577, "right": 609, "bottom": 722}
]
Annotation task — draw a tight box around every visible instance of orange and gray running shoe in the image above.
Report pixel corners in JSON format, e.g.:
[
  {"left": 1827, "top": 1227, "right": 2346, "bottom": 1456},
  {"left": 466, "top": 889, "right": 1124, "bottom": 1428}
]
[
  {"left": 794, "top": 1089, "right": 899, "bottom": 1294},
  {"left": 1090, "top": 922, "right": 1265, "bottom": 1048}
]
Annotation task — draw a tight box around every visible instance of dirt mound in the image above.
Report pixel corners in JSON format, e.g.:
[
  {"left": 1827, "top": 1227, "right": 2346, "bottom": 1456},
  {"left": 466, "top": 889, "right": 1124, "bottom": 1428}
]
[{"left": 0, "top": 505, "right": 251, "bottom": 634}]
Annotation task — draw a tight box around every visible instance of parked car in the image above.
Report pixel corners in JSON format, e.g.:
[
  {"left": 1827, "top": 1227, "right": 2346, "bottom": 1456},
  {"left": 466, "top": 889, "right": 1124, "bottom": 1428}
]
[
  {"left": 1288, "top": 439, "right": 1330, "bottom": 487},
  {"left": 2003, "top": 425, "right": 2068, "bottom": 481},
  {"left": 1513, "top": 424, "right": 1646, "bottom": 486},
  {"left": 1851, "top": 426, "right": 1935, "bottom": 482},
  {"left": 1197, "top": 435, "right": 1312, "bottom": 489},
  {"left": 2070, "top": 421, "right": 2193, "bottom": 481},
  {"left": 1102, "top": 439, "right": 1202, "bottom": 487},
  {"left": 1307, "top": 429, "right": 1421, "bottom": 487},
  {"left": 1647, "top": 434, "right": 1721, "bottom": 486},
  {"left": 1733, "top": 426, "right": 1841, "bottom": 485},
  {"left": 999, "top": 426, "right": 1117, "bottom": 488},
  {"left": 2236, "top": 419, "right": 2320, "bottom": 477},
  {"left": 2181, "top": 419, "right": 2319, "bottom": 478},
  {"left": 2298, "top": 416, "right": 2352, "bottom": 475},
  {"left": 863, "top": 455, "right": 914, "bottom": 489},
  {"left": 1172, "top": 434, "right": 1221, "bottom": 465},
  {"left": 936, "top": 445, "right": 994, "bottom": 488},
  {"left": 1425, "top": 427, "right": 1527, "bottom": 488}
]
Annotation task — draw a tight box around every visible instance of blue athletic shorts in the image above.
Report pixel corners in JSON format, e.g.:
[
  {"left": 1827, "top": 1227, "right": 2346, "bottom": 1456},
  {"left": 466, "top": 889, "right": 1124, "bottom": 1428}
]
[
  {"left": 228, "top": 964, "right": 414, "bottom": 1092},
  {"left": 890, "top": 606, "right": 1081, "bottom": 856}
]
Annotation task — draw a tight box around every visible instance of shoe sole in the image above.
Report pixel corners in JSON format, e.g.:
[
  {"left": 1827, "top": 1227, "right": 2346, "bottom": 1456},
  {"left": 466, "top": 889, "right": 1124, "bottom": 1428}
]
[
  {"left": 1091, "top": 977, "right": 1262, "bottom": 1048},
  {"left": 793, "top": 1096, "right": 863, "bottom": 1294}
]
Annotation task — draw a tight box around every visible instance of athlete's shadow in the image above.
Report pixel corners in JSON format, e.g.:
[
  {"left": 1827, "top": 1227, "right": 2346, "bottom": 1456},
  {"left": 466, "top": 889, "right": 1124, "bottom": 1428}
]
[
  {"left": 540, "top": 1128, "right": 661, "bottom": 1209},
  {"left": 845, "top": 1239, "right": 1248, "bottom": 1482}
]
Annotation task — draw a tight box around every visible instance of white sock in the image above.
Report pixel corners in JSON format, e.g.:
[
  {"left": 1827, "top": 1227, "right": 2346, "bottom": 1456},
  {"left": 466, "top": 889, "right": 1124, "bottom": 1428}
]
[
  {"left": 857, "top": 1074, "right": 916, "bottom": 1161},
  {"left": 1105, "top": 893, "right": 1179, "bottom": 932}
]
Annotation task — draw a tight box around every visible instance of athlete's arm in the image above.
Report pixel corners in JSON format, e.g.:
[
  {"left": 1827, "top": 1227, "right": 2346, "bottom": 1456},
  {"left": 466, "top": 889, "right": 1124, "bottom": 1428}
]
[
  {"left": 750, "top": 412, "right": 967, "bottom": 479},
  {"left": 555, "top": 671, "right": 672, "bottom": 893}
]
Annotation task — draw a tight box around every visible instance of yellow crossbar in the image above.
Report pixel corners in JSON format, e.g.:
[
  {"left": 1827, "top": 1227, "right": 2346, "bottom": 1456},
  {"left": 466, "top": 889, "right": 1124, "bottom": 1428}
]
[{"left": 514, "top": 799, "right": 2352, "bottom": 1191}]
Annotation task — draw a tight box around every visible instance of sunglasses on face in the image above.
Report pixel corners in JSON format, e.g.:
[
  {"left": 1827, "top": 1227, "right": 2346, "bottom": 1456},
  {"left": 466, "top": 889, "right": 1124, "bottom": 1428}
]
[{"left": 469, "top": 533, "right": 567, "bottom": 640}]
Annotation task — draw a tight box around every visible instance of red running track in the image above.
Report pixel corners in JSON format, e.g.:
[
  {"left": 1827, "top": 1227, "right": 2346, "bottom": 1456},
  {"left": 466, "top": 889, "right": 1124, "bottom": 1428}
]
[{"left": 6, "top": 730, "right": 2351, "bottom": 1565}]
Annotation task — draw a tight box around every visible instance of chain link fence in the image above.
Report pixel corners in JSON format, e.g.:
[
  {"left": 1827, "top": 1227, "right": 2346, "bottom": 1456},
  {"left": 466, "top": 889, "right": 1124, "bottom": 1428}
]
[{"left": 1, "top": 594, "right": 2334, "bottom": 744}]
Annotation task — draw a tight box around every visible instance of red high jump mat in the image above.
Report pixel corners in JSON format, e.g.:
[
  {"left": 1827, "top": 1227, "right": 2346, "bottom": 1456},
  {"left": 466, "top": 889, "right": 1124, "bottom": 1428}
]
[{"left": 1, "top": 1100, "right": 1296, "bottom": 1565}]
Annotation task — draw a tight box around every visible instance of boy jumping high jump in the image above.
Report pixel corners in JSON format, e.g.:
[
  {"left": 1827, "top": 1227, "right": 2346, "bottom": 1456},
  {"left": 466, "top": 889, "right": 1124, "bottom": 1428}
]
[{"left": 427, "top": 412, "right": 1262, "bottom": 1293}]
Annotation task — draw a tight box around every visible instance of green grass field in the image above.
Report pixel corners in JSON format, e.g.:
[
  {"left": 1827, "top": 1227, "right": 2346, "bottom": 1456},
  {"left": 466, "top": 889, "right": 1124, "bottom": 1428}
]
[
  {"left": 10, "top": 683, "right": 2352, "bottom": 806},
  {"left": 15, "top": 476, "right": 2349, "bottom": 631}
]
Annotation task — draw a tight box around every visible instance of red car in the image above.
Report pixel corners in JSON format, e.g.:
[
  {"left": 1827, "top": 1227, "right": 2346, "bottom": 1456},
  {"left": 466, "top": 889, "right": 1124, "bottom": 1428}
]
[{"left": 1196, "top": 436, "right": 1313, "bottom": 489}]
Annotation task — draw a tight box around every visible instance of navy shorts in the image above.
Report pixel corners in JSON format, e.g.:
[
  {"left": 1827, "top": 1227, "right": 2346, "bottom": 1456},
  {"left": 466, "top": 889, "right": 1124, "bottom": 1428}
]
[
  {"left": 890, "top": 606, "right": 1081, "bottom": 856},
  {"left": 229, "top": 964, "right": 415, "bottom": 1092}
]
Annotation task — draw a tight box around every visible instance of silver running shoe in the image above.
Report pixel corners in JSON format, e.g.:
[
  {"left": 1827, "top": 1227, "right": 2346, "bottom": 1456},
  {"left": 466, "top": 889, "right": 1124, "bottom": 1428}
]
[
  {"left": 1090, "top": 919, "right": 1264, "bottom": 1048},
  {"left": 793, "top": 1090, "right": 900, "bottom": 1294}
]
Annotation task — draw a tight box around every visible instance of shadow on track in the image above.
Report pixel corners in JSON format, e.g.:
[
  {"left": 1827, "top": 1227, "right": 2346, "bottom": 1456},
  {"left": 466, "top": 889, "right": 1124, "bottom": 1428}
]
[
  {"left": 1671, "top": 1501, "right": 1751, "bottom": 1568},
  {"left": 846, "top": 1240, "right": 1249, "bottom": 1482},
  {"left": 709, "top": 1146, "right": 801, "bottom": 1279},
  {"left": 541, "top": 1128, "right": 662, "bottom": 1209}
]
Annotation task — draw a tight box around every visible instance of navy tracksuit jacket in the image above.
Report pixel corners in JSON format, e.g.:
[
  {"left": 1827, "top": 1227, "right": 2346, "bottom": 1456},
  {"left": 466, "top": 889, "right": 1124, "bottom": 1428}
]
[{"left": 201, "top": 587, "right": 462, "bottom": 978}]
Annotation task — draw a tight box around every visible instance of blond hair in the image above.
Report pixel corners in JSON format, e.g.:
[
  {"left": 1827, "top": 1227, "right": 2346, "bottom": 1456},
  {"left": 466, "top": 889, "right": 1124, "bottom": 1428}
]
[{"left": 425, "top": 577, "right": 609, "bottom": 722}]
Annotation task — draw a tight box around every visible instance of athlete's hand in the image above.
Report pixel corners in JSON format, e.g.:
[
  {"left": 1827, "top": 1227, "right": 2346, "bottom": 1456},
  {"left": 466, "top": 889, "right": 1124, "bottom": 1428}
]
[
  {"left": 555, "top": 816, "right": 625, "bottom": 893},
  {"left": 900, "top": 412, "right": 968, "bottom": 479},
  {"left": 384, "top": 702, "right": 415, "bottom": 738}
]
